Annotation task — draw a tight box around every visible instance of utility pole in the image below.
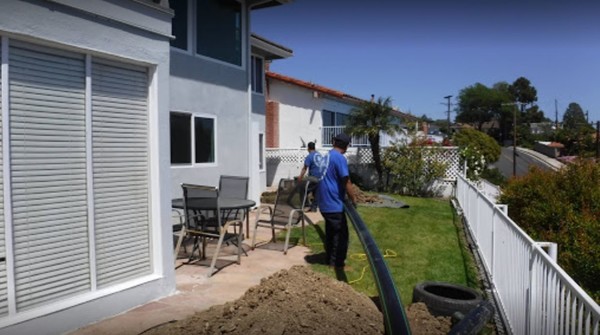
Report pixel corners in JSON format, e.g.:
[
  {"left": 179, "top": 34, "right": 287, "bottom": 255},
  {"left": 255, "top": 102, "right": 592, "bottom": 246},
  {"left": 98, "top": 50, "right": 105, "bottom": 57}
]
[
  {"left": 555, "top": 99, "right": 558, "bottom": 130},
  {"left": 444, "top": 95, "right": 452, "bottom": 135},
  {"left": 513, "top": 107, "right": 516, "bottom": 176},
  {"left": 596, "top": 121, "right": 599, "bottom": 161},
  {"left": 502, "top": 102, "right": 524, "bottom": 177}
]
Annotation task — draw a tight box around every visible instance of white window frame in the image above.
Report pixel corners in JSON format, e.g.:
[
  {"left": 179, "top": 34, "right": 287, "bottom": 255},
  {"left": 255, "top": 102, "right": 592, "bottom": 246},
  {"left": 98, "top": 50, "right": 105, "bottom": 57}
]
[{"left": 170, "top": 111, "right": 218, "bottom": 167}]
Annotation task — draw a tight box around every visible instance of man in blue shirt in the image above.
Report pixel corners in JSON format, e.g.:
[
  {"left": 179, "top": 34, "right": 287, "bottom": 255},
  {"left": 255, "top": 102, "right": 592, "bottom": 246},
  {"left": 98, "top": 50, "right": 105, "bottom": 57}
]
[
  {"left": 317, "top": 133, "right": 357, "bottom": 270},
  {"left": 298, "top": 142, "right": 320, "bottom": 211}
]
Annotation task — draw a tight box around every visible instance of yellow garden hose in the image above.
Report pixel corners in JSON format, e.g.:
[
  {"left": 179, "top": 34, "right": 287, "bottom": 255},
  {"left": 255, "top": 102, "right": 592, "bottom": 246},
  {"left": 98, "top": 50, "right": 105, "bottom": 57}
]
[{"left": 348, "top": 249, "right": 397, "bottom": 284}]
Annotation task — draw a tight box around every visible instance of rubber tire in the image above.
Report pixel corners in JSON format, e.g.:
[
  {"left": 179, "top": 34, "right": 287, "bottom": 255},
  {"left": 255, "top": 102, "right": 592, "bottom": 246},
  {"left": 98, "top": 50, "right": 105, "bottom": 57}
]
[{"left": 412, "top": 281, "right": 483, "bottom": 317}]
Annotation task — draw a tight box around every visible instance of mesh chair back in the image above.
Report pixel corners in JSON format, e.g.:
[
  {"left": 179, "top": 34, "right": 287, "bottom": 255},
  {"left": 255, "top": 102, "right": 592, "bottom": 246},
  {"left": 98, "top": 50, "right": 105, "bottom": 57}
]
[
  {"left": 272, "top": 178, "right": 309, "bottom": 224},
  {"left": 181, "top": 184, "right": 220, "bottom": 231},
  {"left": 219, "top": 175, "right": 249, "bottom": 199}
]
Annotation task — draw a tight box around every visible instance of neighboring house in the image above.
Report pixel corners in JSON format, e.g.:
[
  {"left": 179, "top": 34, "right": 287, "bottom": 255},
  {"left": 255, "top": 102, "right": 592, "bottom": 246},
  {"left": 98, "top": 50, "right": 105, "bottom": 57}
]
[
  {"left": 265, "top": 72, "right": 412, "bottom": 149},
  {"left": 0, "top": 0, "right": 288, "bottom": 333},
  {"left": 530, "top": 122, "right": 555, "bottom": 135}
]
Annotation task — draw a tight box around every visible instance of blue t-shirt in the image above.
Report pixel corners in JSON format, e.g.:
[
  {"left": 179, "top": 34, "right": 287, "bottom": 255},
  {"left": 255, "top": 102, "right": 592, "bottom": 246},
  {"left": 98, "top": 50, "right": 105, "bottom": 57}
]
[
  {"left": 304, "top": 151, "right": 321, "bottom": 178},
  {"left": 317, "top": 149, "right": 349, "bottom": 213}
]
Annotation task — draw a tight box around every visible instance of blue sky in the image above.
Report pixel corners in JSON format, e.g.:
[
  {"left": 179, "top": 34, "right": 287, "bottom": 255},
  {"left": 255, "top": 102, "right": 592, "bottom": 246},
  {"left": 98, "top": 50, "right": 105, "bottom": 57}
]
[{"left": 252, "top": 0, "right": 600, "bottom": 123}]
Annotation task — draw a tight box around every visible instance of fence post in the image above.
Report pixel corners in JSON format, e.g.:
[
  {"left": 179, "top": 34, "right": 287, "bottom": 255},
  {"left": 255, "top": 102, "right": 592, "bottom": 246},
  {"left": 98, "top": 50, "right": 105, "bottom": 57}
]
[{"left": 527, "top": 248, "right": 535, "bottom": 335}]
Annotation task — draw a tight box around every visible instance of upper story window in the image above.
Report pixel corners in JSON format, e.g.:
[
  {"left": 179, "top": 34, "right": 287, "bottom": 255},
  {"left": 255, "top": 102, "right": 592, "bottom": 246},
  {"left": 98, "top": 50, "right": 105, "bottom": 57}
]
[
  {"left": 170, "top": 0, "right": 189, "bottom": 50},
  {"left": 251, "top": 55, "right": 264, "bottom": 94},
  {"left": 170, "top": 0, "right": 242, "bottom": 66},
  {"left": 170, "top": 112, "right": 216, "bottom": 165}
]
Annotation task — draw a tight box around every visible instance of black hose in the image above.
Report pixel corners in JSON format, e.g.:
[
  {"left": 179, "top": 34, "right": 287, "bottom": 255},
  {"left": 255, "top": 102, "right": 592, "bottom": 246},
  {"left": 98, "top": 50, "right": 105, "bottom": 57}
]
[{"left": 344, "top": 200, "right": 411, "bottom": 335}]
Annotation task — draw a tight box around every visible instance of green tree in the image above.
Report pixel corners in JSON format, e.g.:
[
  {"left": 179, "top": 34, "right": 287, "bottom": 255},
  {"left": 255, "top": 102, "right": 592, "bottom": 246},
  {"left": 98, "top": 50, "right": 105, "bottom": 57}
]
[
  {"left": 456, "top": 83, "right": 500, "bottom": 131},
  {"left": 346, "top": 96, "right": 401, "bottom": 191},
  {"left": 455, "top": 77, "right": 545, "bottom": 145},
  {"left": 508, "top": 77, "right": 537, "bottom": 106},
  {"left": 558, "top": 102, "right": 595, "bottom": 156},
  {"left": 563, "top": 102, "right": 587, "bottom": 130}
]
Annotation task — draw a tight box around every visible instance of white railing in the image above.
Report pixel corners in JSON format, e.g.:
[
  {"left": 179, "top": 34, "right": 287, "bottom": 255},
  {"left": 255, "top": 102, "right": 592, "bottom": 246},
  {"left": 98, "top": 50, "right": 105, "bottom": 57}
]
[
  {"left": 455, "top": 174, "right": 600, "bottom": 335},
  {"left": 321, "top": 126, "right": 408, "bottom": 147}
]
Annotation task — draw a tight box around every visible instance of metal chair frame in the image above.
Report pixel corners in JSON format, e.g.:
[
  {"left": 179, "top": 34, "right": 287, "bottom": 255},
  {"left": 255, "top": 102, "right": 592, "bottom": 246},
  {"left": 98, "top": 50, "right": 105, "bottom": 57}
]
[
  {"left": 251, "top": 178, "right": 311, "bottom": 254},
  {"left": 175, "top": 183, "right": 243, "bottom": 276}
]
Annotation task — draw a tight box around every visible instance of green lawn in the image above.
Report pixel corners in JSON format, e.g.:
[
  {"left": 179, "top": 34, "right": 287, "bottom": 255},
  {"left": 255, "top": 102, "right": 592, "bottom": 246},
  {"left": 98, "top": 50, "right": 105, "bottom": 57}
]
[{"left": 289, "top": 194, "right": 479, "bottom": 307}]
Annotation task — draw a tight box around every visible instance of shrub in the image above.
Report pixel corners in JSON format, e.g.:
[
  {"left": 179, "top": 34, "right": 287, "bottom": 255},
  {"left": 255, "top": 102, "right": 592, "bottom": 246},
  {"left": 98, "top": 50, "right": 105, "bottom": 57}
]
[
  {"left": 453, "top": 128, "right": 501, "bottom": 182},
  {"left": 499, "top": 160, "right": 600, "bottom": 301},
  {"left": 480, "top": 167, "right": 506, "bottom": 186},
  {"left": 453, "top": 128, "right": 501, "bottom": 163},
  {"left": 382, "top": 140, "right": 448, "bottom": 197}
]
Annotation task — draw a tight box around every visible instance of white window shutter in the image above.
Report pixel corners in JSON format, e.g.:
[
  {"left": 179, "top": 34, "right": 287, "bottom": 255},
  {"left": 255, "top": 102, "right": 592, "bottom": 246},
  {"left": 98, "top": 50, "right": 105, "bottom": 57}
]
[
  {"left": 92, "top": 59, "right": 151, "bottom": 287},
  {"left": 9, "top": 41, "right": 90, "bottom": 311},
  {"left": 0, "top": 40, "right": 7, "bottom": 317}
]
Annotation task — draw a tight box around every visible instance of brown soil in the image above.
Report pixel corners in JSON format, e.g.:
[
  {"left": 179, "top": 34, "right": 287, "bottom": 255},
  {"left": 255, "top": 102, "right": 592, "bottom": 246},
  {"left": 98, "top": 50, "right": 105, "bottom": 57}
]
[{"left": 142, "top": 266, "right": 451, "bottom": 335}]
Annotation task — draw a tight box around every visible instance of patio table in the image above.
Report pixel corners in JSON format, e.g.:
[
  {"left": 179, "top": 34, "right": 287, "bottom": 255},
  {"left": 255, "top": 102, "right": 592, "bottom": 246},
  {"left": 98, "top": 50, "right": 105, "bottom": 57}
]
[{"left": 171, "top": 197, "right": 256, "bottom": 238}]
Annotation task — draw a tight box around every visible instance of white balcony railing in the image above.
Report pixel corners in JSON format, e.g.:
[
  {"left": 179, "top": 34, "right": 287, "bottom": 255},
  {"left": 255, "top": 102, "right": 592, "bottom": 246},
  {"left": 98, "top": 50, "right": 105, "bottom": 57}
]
[
  {"left": 455, "top": 174, "right": 600, "bottom": 335},
  {"left": 321, "top": 126, "right": 408, "bottom": 147}
]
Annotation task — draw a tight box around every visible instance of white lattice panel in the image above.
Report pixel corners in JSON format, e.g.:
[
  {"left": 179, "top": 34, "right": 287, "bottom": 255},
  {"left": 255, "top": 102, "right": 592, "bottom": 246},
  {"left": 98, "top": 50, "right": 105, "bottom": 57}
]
[{"left": 266, "top": 146, "right": 461, "bottom": 188}]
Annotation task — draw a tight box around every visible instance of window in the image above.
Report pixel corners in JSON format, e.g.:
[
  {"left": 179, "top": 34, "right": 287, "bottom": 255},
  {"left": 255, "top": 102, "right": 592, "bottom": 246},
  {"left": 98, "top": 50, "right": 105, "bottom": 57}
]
[
  {"left": 196, "top": 0, "right": 242, "bottom": 66},
  {"left": 169, "top": 0, "right": 188, "bottom": 50},
  {"left": 322, "top": 110, "right": 335, "bottom": 127},
  {"left": 194, "top": 116, "right": 215, "bottom": 163},
  {"left": 170, "top": 113, "right": 192, "bottom": 163},
  {"left": 322, "top": 110, "right": 348, "bottom": 126},
  {"left": 251, "top": 55, "right": 264, "bottom": 94},
  {"left": 170, "top": 112, "right": 216, "bottom": 164}
]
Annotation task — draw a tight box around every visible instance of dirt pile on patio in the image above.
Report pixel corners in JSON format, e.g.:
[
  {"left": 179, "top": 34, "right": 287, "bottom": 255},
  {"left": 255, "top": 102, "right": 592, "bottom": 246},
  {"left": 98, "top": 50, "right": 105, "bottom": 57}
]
[{"left": 142, "top": 266, "right": 450, "bottom": 335}]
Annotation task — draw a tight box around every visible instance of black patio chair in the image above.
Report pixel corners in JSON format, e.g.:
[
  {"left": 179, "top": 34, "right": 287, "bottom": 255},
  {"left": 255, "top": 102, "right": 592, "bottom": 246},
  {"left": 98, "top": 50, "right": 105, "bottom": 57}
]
[
  {"left": 176, "top": 184, "right": 243, "bottom": 276},
  {"left": 218, "top": 175, "right": 249, "bottom": 222},
  {"left": 251, "top": 178, "right": 311, "bottom": 254}
]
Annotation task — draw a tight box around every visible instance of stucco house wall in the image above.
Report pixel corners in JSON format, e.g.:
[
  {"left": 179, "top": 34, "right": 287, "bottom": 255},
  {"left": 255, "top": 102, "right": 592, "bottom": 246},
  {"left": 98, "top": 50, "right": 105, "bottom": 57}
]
[
  {"left": 266, "top": 75, "right": 359, "bottom": 149},
  {"left": 169, "top": 51, "right": 252, "bottom": 197},
  {"left": 0, "top": 0, "right": 173, "bottom": 334}
]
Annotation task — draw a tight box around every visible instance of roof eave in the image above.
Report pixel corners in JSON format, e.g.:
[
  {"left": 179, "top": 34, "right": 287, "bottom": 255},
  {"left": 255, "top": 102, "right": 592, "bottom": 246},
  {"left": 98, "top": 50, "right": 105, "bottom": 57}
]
[
  {"left": 249, "top": 0, "right": 292, "bottom": 10},
  {"left": 251, "top": 34, "right": 293, "bottom": 60}
]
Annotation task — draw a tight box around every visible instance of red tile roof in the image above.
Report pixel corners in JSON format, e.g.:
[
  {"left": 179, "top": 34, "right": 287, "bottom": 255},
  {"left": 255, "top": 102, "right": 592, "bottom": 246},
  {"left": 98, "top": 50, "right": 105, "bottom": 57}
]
[
  {"left": 266, "top": 71, "right": 364, "bottom": 102},
  {"left": 266, "top": 71, "right": 416, "bottom": 121}
]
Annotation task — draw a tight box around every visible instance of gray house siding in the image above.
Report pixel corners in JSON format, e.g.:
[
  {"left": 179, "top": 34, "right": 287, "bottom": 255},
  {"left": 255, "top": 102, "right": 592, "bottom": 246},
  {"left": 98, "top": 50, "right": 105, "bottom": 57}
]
[
  {"left": 0, "top": 0, "right": 173, "bottom": 334},
  {"left": 169, "top": 51, "right": 251, "bottom": 198}
]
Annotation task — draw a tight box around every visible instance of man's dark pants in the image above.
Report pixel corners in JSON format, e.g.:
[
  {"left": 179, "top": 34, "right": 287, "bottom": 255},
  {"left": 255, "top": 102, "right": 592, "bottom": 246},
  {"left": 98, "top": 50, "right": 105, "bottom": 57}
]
[{"left": 321, "top": 212, "right": 349, "bottom": 268}]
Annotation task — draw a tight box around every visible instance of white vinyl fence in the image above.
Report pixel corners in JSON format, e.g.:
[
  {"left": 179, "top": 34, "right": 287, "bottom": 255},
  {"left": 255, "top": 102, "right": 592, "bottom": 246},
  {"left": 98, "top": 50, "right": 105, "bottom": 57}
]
[{"left": 455, "top": 174, "right": 600, "bottom": 335}]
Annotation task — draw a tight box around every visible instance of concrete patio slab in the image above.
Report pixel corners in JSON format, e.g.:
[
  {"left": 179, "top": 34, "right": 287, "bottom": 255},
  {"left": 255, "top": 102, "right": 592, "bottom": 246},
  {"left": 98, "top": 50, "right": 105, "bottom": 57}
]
[{"left": 68, "top": 210, "right": 323, "bottom": 335}]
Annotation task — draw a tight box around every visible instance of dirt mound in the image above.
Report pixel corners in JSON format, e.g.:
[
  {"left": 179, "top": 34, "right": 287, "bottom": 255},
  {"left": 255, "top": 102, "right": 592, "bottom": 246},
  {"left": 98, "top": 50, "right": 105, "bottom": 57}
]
[
  {"left": 143, "top": 266, "right": 451, "bottom": 335},
  {"left": 406, "top": 302, "right": 452, "bottom": 335},
  {"left": 144, "top": 265, "right": 384, "bottom": 335}
]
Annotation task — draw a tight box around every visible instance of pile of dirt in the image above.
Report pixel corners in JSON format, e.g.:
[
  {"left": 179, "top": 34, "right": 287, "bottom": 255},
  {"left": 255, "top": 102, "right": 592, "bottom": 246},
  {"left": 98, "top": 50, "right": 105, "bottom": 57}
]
[
  {"left": 143, "top": 266, "right": 451, "bottom": 335},
  {"left": 405, "top": 302, "right": 452, "bottom": 335},
  {"left": 351, "top": 184, "right": 383, "bottom": 204}
]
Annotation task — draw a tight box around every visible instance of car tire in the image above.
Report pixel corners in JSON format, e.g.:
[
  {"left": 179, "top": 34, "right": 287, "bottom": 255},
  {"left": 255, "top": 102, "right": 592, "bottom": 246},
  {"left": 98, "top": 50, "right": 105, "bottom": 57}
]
[{"left": 412, "top": 281, "right": 483, "bottom": 317}]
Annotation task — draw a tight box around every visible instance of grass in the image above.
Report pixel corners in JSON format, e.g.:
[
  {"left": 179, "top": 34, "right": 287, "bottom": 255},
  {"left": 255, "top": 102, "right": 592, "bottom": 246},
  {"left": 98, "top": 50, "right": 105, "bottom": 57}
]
[{"left": 288, "top": 194, "right": 480, "bottom": 307}]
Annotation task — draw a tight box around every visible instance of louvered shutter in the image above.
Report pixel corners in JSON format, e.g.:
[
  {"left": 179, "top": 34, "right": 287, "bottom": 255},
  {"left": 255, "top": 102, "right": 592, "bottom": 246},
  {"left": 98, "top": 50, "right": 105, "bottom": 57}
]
[
  {"left": 9, "top": 41, "right": 90, "bottom": 311},
  {"left": 0, "top": 41, "right": 7, "bottom": 316},
  {"left": 92, "top": 59, "right": 151, "bottom": 287}
]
